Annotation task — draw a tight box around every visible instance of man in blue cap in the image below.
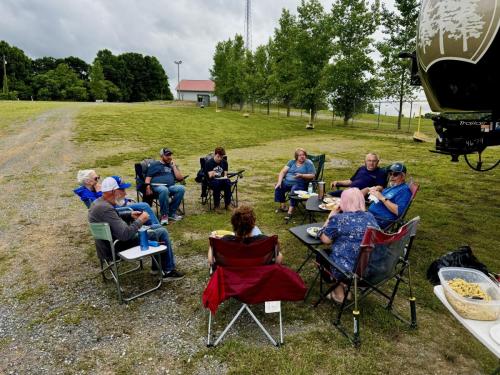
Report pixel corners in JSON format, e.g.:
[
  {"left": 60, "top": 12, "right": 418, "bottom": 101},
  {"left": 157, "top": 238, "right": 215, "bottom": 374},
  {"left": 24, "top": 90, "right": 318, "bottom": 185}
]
[
  {"left": 145, "top": 148, "right": 186, "bottom": 225},
  {"left": 367, "top": 162, "right": 412, "bottom": 228},
  {"left": 88, "top": 176, "right": 184, "bottom": 281}
]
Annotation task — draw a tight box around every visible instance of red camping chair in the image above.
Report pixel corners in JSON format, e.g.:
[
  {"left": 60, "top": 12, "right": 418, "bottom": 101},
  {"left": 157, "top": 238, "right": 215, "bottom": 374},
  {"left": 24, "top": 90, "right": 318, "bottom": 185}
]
[
  {"left": 202, "top": 235, "right": 307, "bottom": 347},
  {"left": 314, "top": 216, "right": 420, "bottom": 347}
]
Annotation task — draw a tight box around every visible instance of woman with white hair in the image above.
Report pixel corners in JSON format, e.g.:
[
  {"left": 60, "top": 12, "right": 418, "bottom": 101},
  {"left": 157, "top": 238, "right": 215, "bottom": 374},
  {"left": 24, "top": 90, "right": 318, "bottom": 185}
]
[{"left": 74, "top": 169, "right": 160, "bottom": 225}]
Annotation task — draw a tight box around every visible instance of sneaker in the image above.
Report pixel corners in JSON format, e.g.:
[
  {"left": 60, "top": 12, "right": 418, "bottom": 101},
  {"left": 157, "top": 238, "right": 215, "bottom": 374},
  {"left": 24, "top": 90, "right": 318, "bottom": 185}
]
[
  {"left": 168, "top": 214, "right": 183, "bottom": 222},
  {"left": 160, "top": 215, "right": 169, "bottom": 225},
  {"left": 162, "top": 269, "right": 185, "bottom": 281}
]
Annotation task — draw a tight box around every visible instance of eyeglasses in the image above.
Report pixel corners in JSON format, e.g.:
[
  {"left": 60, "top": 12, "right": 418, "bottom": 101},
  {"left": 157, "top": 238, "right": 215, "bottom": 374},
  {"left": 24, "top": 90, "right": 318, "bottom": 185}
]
[
  {"left": 93, "top": 176, "right": 101, "bottom": 181},
  {"left": 389, "top": 172, "right": 402, "bottom": 177}
]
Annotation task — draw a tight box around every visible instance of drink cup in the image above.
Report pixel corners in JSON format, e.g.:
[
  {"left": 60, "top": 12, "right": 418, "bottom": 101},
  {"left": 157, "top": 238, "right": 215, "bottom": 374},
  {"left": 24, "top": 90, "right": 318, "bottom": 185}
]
[
  {"left": 139, "top": 228, "right": 149, "bottom": 251},
  {"left": 318, "top": 181, "right": 325, "bottom": 200}
]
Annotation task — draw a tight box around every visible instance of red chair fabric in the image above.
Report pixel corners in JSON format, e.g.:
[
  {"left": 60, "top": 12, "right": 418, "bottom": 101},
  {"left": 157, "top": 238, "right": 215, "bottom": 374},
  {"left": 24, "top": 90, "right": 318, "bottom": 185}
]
[{"left": 202, "top": 236, "right": 307, "bottom": 314}]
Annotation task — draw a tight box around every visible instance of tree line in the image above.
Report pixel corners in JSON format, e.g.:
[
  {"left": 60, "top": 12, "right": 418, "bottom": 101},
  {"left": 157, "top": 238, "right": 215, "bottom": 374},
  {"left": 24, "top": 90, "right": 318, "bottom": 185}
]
[
  {"left": 0, "top": 41, "right": 173, "bottom": 102},
  {"left": 211, "top": 0, "right": 419, "bottom": 128}
]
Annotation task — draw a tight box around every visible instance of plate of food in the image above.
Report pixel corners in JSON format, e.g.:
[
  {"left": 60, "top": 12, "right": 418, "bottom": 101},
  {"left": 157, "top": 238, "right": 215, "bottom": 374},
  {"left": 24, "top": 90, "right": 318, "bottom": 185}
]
[
  {"left": 306, "top": 226, "right": 322, "bottom": 238},
  {"left": 323, "top": 197, "right": 340, "bottom": 204},
  {"left": 319, "top": 202, "right": 339, "bottom": 211},
  {"left": 211, "top": 230, "right": 235, "bottom": 238}
]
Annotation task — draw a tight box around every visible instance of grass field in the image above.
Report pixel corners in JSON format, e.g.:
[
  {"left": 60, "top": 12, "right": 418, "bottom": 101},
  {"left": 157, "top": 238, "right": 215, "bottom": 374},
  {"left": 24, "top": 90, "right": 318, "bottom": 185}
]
[{"left": 1, "top": 101, "right": 499, "bottom": 374}]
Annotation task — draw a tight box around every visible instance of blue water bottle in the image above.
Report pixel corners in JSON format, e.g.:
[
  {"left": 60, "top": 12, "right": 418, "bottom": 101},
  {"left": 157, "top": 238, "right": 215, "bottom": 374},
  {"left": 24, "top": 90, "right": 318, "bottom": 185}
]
[{"left": 139, "top": 228, "right": 149, "bottom": 251}]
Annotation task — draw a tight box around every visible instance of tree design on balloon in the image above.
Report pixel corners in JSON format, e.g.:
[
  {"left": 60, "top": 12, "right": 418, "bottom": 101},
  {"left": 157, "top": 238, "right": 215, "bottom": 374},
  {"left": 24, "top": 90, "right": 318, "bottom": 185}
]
[{"left": 419, "top": 0, "right": 485, "bottom": 54}]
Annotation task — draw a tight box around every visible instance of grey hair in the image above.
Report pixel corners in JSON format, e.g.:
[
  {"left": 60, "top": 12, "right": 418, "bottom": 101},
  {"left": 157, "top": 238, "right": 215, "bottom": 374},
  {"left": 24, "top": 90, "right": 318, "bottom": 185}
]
[
  {"left": 366, "top": 152, "right": 379, "bottom": 161},
  {"left": 77, "top": 169, "right": 95, "bottom": 185}
]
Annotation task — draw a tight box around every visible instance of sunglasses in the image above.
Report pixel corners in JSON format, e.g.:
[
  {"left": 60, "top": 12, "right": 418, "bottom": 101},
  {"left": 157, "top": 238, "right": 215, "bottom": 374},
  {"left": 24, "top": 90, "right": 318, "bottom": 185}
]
[
  {"left": 389, "top": 172, "right": 402, "bottom": 176},
  {"left": 93, "top": 176, "right": 101, "bottom": 181}
]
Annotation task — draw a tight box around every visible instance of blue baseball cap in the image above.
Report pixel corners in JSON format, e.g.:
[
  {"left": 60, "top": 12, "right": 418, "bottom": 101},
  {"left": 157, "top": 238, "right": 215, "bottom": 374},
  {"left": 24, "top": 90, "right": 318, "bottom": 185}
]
[{"left": 389, "top": 163, "right": 407, "bottom": 173}]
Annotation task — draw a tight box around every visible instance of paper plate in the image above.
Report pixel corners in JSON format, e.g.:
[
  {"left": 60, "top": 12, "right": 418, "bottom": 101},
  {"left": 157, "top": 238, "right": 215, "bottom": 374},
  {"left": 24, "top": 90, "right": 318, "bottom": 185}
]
[
  {"left": 211, "top": 230, "right": 234, "bottom": 238},
  {"left": 306, "top": 226, "right": 321, "bottom": 238},
  {"left": 490, "top": 324, "right": 500, "bottom": 345}
]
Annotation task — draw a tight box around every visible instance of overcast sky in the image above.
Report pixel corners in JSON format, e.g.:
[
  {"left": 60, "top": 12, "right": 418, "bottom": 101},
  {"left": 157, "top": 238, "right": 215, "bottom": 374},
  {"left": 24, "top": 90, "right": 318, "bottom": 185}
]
[
  {"left": 0, "top": 1, "right": 390, "bottom": 84},
  {"left": 1, "top": 0, "right": 428, "bottom": 113}
]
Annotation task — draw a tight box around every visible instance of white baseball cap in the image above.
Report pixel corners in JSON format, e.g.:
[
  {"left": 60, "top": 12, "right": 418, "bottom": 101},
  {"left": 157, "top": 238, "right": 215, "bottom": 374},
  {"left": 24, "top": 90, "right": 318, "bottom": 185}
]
[{"left": 101, "top": 176, "right": 132, "bottom": 192}]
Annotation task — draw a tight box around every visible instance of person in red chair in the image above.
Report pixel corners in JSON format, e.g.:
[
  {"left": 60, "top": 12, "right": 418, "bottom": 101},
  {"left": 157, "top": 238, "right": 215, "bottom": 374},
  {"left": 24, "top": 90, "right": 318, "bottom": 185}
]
[
  {"left": 208, "top": 205, "right": 283, "bottom": 265},
  {"left": 318, "top": 188, "right": 379, "bottom": 303}
]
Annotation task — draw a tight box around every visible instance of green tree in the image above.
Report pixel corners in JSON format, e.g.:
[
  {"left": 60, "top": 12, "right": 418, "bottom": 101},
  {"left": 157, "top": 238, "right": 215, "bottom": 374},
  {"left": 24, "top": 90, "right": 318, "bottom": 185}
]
[
  {"left": 57, "top": 56, "right": 90, "bottom": 81},
  {"left": 32, "top": 63, "right": 88, "bottom": 101},
  {"left": 0, "top": 40, "right": 33, "bottom": 99},
  {"left": 211, "top": 35, "right": 246, "bottom": 108},
  {"left": 252, "top": 43, "right": 273, "bottom": 112},
  {"left": 377, "top": 0, "right": 420, "bottom": 129},
  {"left": 327, "top": 0, "right": 380, "bottom": 125},
  {"left": 89, "top": 60, "right": 107, "bottom": 100},
  {"left": 269, "top": 9, "right": 300, "bottom": 116},
  {"left": 294, "top": 0, "right": 333, "bottom": 126}
]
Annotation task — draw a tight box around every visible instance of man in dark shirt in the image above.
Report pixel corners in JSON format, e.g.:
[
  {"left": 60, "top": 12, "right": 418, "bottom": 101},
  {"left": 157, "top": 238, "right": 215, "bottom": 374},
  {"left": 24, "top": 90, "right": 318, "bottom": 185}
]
[
  {"left": 88, "top": 176, "right": 184, "bottom": 280},
  {"left": 205, "top": 147, "right": 231, "bottom": 209},
  {"left": 145, "top": 148, "right": 186, "bottom": 225},
  {"left": 330, "top": 153, "right": 387, "bottom": 196}
]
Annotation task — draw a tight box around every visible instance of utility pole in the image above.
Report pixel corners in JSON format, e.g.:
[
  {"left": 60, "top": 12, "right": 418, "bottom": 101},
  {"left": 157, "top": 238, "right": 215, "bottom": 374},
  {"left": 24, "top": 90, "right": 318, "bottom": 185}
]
[
  {"left": 2, "top": 55, "right": 8, "bottom": 94},
  {"left": 244, "top": 0, "right": 252, "bottom": 51},
  {"left": 174, "top": 60, "right": 182, "bottom": 100}
]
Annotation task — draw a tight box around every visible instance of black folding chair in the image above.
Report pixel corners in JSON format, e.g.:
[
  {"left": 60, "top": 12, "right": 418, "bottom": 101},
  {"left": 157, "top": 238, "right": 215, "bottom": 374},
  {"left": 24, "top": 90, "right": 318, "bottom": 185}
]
[
  {"left": 314, "top": 216, "right": 420, "bottom": 347},
  {"left": 196, "top": 153, "right": 244, "bottom": 210},
  {"left": 134, "top": 159, "right": 188, "bottom": 217}
]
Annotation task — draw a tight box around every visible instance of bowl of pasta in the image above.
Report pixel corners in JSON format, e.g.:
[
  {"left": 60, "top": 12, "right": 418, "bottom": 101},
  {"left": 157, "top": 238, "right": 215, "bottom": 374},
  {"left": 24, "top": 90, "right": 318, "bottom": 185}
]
[{"left": 439, "top": 267, "right": 500, "bottom": 321}]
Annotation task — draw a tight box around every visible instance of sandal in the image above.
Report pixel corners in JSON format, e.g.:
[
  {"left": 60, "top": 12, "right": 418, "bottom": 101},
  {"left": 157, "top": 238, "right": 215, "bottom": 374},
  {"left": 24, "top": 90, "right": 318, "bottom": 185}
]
[{"left": 326, "top": 291, "right": 344, "bottom": 304}]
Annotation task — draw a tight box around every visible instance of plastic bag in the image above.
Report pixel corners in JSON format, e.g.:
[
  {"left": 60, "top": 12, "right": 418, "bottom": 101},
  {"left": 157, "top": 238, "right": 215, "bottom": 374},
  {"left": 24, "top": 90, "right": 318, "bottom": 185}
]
[{"left": 426, "top": 245, "right": 491, "bottom": 285}]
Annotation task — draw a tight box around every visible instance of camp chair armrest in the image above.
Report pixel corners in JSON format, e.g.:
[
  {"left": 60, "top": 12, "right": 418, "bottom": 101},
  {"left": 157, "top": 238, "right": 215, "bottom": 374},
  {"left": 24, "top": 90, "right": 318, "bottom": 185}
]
[
  {"left": 316, "top": 249, "right": 353, "bottom": 280},
  {"left": 228, "top": 170, "right": 245, "bottom": 178},
  {"left": 177, "top": 175, "right": 189, "bottom": 182}
]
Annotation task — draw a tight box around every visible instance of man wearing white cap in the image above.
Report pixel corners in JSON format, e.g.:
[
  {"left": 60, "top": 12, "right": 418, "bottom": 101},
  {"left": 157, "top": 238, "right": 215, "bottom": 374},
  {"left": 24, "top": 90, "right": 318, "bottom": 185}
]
[{"left": 88, "top": 176, "right": 184, "bottom": 280}]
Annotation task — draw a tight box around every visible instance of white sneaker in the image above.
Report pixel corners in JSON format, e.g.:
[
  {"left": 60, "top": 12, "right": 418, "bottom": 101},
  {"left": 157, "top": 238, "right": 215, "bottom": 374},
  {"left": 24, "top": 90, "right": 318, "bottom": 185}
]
[
  {"left": 168, "top": 214, "right": 183, "bottom": 222},
  {"left": 160, "top": 215, "right": 169, "bottom": 225}
]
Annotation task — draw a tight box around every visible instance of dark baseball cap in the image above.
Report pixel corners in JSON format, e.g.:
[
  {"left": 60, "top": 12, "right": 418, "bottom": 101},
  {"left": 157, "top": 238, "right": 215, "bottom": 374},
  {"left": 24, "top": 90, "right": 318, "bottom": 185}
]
[
  {"left": 389, "top": 162, "right": 407, "bottom": 173},
  {"left": 160, "top": 148, "right": 173, "bottom": 156}
]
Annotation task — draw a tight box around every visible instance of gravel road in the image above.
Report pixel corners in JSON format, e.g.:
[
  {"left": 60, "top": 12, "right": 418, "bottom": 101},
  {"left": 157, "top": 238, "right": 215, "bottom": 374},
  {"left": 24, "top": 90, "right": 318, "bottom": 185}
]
[{"left": 0, "top": 107, "right": 220, "bottom": 374}]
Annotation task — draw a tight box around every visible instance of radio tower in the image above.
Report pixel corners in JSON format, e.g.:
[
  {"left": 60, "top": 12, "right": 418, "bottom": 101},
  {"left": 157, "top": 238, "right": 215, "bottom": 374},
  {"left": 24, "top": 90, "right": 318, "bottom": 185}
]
[{"left": 244, "top": 0, "right": 252, "bottom": 51}]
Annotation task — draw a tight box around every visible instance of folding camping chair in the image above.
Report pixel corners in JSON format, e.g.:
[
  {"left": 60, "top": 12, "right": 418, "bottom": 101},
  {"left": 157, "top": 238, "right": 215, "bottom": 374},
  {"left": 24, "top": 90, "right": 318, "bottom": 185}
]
[
  {"left": 286, "top": 154, "right": 326, "bottom": 222},
  {"left": 134, "top": 159, "right": 188, "bottom": 216},
  {"left": 314, "top": 216, "right": 420, "bottom": 347},
  {"left": 89, "top": 222, "right": 167, "bottom": 304},
  {"left": 196, "top": 153, "right": 244, "bottom": 210},
  {"left": 202, "top": 235, "right": 306, "bottom": 347}
]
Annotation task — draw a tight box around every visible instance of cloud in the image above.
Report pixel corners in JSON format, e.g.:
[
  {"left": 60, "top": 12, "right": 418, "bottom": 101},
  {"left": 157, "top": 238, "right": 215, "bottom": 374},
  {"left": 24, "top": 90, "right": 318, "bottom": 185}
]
[{"left": 0, "top": 0, "right": 401, "bottom": 95}]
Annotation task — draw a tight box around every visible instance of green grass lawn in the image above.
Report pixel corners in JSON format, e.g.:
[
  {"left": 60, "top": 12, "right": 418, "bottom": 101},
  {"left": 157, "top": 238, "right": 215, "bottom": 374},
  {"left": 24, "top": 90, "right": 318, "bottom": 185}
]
[
  {"left": 3, "top": 101, "right": 500, "bottom": 374},
  {"left": 72, "top": 103, "right": 500, "bottom": 373}
]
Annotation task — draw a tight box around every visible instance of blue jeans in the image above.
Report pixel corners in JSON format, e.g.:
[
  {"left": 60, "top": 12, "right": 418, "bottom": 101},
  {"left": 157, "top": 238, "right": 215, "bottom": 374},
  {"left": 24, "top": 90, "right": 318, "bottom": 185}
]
[
  {"left": 152, "top": 184, "right": 185, "bottom": 217},
  {"left": 148, "top": 224, "right": 175, "bottom": 272},
  {"left": 115, "top": 202, "right": 159, "bottom": 225},
  {"left": 274, "top": 181, "right": 306, "bottom": 207}
]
